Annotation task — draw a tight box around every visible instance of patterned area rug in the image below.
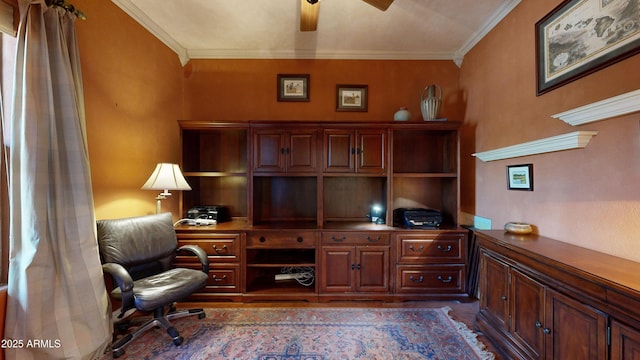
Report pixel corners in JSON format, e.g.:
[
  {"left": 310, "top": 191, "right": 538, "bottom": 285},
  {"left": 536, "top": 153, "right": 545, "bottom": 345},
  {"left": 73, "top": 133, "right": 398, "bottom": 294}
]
[{"left": 104, "top": 307, "right": 495, "bottom": 359}]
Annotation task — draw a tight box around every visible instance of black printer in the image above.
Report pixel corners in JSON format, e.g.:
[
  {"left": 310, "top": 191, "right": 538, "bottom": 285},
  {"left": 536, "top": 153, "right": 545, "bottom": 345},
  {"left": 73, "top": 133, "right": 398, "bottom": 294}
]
[
  {"left": 187, "top": 205, "right": 231, "bottom": 223},
  {"left": 393, "top": 208, "right": 442, "bottom": 228}
]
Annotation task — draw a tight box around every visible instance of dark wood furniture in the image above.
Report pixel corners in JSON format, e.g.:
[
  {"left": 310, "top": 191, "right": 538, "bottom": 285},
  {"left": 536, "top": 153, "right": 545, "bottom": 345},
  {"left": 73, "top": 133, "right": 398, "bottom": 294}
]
[
  {"left": 176, "top": 120, "right": 466, "bottom": 302},
  {"left": 476, "top": 230, "right": 640, "bottom": 360}
]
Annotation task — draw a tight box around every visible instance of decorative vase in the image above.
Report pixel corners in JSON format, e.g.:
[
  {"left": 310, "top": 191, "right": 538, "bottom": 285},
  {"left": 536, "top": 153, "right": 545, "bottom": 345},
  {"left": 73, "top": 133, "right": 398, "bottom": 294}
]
[
  {"left": 420, "top": 84, "right": 442, "bottom": 121},
  {"left": 393, "top": 107, "right": 411, "bottom": 121}
]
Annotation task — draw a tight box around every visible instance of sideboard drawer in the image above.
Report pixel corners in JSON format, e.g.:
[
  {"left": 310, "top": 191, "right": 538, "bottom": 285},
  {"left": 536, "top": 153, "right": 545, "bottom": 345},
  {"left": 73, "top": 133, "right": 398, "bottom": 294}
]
[
  {"left": 396, "top": 232, "right": 465, "bottom": 264},
  {"left": 322, "top": 232, "right": 390, "bottom": 245},
  {"left": 247, "top": 231, "right": 317, "bottom": 248},
  {"left": 395, "top": 265, "right": 465, "bottom": 293}
]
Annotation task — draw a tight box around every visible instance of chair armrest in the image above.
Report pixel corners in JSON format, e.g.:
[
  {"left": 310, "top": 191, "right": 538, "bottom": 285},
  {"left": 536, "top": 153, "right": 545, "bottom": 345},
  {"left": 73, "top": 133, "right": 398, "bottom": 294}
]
[
  {"left": 177, "top": 244, "right": 210, "bottom": 273},
  {"left": 102, "top": 263, "right": 135, "bottom": 318}
]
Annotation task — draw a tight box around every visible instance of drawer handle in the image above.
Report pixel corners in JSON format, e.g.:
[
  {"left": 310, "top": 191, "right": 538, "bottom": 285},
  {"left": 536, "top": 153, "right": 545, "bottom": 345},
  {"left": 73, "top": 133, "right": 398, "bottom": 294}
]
[
  {"left": 366, "top": 235, "right": 380, "bottom": 242},
  {"left": 409, "top": 275, "right": 424, "bottom": 283},
  {"left": 408, "top": 245, "right": 424, "bottom": 252},
  {"left": 437, "top": 275, "right": 453, "bottom": 283},
  {"left": 332, "top": 236, "right": 346, "bottom": 242},
  {"left": 212, "top": 244, "right": 227, "bottom": 253},
  {"left": 437, "top": 245, "right": 452, "bottom": 252},
  {"left": 212, "top": 274, "right": 227, "bottom": 282},
  {"left": 259, "top": 236, "right": 266, "bottom": 243},
  {"left": 297, "top": 236, "right": 303, "bottom": 243}
]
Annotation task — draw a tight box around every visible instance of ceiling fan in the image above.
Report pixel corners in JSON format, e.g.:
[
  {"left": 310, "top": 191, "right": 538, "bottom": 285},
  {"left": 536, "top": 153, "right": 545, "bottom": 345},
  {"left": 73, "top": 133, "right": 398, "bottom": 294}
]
[{"left": 300, "top": 0, "right": 395, "bottom": 31}]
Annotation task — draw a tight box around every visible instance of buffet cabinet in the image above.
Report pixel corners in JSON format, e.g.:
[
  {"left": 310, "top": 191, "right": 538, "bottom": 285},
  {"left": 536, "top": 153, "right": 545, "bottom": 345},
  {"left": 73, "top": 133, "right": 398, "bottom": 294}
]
[{"left": 476, "top": 230, "right": 640, "bottom": 360}]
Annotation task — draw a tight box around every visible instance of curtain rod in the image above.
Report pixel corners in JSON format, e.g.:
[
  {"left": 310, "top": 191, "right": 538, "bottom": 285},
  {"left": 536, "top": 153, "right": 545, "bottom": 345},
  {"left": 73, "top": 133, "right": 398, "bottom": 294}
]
[{"left": 46, "top": 0, "right": 86, "bottom": 20}]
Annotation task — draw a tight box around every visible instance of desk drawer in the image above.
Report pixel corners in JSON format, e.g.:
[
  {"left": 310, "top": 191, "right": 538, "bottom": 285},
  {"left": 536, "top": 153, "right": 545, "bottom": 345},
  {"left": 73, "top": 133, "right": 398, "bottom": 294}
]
[
  {"left": 247, "top": 231, "right": 317, "bottom": 248},
  {"left": 177, "top": 233, "right": 241, "bottom": 262},
  {"left": 396, "top": 265, "right": 465, "bottom": 293},
  {"left": 396, "top": 232, "right": 465, "bottom": 263},
  {"left": 322, "top": 232, "right": 390, "bottom": 245}
]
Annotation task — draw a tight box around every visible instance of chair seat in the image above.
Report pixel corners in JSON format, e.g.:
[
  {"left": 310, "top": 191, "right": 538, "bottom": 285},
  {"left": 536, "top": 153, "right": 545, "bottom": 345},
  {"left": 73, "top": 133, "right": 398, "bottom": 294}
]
[{"left": 112, "top": 268, "right": 208, "bottom": 311}]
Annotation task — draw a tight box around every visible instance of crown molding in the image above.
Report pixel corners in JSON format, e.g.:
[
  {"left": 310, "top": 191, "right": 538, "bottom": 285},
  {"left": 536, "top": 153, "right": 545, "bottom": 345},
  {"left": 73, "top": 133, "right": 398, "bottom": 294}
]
[
  {"left": 551, "top": 89, "right": 640, "bottom": 126},
  {"left": 473, "top": 131, "right": 599, "bottom": 162}
]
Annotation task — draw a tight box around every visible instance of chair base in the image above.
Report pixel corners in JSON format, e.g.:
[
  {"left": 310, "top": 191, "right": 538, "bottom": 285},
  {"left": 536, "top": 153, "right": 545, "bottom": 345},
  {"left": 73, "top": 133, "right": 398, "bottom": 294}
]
[{"left": 111, "top": 306, "right": 206, "bottom": 358}]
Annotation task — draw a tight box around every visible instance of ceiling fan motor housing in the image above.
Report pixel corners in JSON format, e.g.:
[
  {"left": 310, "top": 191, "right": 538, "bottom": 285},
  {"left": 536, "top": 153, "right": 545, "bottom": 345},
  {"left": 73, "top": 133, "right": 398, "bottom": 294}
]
[{"left": 306, "top": 0, "right": 319, "bottom": 4}]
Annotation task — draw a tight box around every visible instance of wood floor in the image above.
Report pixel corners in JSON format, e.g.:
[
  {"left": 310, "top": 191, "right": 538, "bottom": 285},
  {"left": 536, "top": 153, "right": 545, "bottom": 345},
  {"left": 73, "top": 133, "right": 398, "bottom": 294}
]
[{"left": 178, "top": 299, "right": 504, "bottom": 359}]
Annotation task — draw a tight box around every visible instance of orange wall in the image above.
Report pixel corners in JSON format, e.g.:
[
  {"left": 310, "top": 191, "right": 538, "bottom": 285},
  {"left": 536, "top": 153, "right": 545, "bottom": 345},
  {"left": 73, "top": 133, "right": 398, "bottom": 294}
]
[
  {"left": 74, "top": 0, "right": 185, "bottom": 220},
  {"left": 183, "top": 59, "right": 462, "bottom": 122},
  {"left": 460, "top": 0, "right": 640, "bottom": 261}
]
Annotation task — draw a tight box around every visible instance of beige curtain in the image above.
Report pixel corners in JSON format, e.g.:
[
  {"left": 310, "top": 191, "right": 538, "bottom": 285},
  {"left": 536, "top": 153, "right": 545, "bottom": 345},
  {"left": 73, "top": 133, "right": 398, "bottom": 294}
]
[{"left": 3, "top": 1, "right": 110, "bottom": 358}]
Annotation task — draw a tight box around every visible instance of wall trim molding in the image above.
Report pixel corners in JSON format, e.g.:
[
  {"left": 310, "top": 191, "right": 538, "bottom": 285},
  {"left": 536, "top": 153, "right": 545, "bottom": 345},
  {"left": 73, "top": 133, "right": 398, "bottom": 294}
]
[
  {"left": 473, "top": 131, "right": 599, "bottom": 162},
  {"left": 551, "top": 89, "right": 640, "bottom": 126}
]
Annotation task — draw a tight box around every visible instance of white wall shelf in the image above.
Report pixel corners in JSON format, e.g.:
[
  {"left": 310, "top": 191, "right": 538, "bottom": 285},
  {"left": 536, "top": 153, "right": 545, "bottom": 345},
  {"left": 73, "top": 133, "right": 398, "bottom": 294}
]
[
  {"left": 551, "top": 89, "right": 640, "bottom": 126},
  {"left": 473, "top": 131, "right": 598, "bottom": 162}
]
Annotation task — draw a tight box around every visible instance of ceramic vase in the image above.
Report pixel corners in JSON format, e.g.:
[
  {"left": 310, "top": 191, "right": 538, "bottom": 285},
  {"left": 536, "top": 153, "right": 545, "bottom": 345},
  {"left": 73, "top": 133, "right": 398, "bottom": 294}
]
[
  {"left": 393, "top": 107, "right": 411, "bottom": 121},
  {"left": 420, "top": 84, "right": 442, "bottom": 121}
]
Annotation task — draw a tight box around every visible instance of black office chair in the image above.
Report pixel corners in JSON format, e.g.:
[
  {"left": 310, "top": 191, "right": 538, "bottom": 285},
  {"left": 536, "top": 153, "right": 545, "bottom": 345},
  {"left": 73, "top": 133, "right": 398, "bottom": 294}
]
[{"left": 97, "top": 212, "right": 209, "bottom": 358}]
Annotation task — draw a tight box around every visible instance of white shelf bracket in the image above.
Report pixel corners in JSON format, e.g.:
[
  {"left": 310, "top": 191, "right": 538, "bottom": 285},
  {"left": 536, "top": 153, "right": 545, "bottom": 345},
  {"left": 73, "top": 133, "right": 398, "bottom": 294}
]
[
  {"left": 472, "top": 131, "right": 599, "bottom": 162},
  {"left": 551, "top": 89, "right": 640, "bottom": 126}
]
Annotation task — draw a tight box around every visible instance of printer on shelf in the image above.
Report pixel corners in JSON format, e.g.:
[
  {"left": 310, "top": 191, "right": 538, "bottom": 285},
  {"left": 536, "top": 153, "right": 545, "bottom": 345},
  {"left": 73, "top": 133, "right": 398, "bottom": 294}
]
[
  {"left": 393, "top": 208, "right": 442, "bottom": 228},
  {"left": 187, "top": 205, "right": 231, "bottom": 224}
]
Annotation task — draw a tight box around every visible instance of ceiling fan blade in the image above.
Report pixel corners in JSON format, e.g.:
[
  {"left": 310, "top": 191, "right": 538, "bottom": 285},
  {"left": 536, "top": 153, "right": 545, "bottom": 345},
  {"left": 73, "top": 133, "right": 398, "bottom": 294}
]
[
  {"left": 362, "top": 0, "right": 394, "bottom": 11},
  {"left": 300, "top": 0, "right": 319, "bottom": 32}
]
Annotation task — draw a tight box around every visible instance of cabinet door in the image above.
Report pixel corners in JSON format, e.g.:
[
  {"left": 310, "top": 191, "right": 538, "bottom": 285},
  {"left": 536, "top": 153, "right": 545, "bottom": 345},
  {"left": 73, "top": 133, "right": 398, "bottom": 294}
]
[
  {"left": 286, "top": 130, "right": 317, "bottom": 172},
  {"left": 611, "top": 319, "right": 640, "bottom": 360},
  {"left": 544, "top": 289, "right": 608, "bottom": 360},
  {"left": 357, "top": 130, "right": 386, "bottom": 174},
  {"left": 324, "top": 130, "right": 355, "bottom": 172},
  {"left": 356, "top": 246, "right": 389, "bottom": 292},
  {"left": 320, "top": 246, "right": 355, "bottom": 292},
  {"left": 479, "top": 252, "right": 509, "bottom": 329},
  {"left": 510, "top": 268, "right": 545, "bottom": 359},
  {"left": 253, "top": 130, "right": 285, "bottom": 172}
]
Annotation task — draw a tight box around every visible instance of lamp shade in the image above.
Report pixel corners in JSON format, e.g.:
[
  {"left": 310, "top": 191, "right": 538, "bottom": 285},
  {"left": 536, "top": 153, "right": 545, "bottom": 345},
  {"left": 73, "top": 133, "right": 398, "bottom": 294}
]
[{"left": 141, "top": 163, "right": 191, "bottom": 192}]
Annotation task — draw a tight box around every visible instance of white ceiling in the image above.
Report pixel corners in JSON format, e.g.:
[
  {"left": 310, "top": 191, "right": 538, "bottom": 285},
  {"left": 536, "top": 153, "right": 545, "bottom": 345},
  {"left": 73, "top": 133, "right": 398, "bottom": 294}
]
[{"left": 112, "top": 0, "right": 521, "bottom": 66}]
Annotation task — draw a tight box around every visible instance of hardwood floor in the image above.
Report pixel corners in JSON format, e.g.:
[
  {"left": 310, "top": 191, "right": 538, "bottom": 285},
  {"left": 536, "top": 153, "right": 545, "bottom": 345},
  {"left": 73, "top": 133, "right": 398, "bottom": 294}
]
[{"left": 178, "top": 299, "right": 504, "bottom": 359}]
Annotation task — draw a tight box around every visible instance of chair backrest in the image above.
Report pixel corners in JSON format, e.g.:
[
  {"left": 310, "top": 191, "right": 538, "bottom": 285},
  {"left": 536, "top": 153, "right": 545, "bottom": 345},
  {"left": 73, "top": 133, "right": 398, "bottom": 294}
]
[{"left": 97, "top": 212, "right": 178, "bottom": 280}]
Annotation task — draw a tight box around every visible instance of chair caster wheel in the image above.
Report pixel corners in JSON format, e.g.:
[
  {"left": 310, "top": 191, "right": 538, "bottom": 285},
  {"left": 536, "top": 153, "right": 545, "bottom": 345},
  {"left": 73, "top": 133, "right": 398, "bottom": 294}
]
[
  {"left": 173, "top": 336, "right": 184, "bottom": 346},
  {"left": 113, "top": 348, "right": 125, "bottom": 358},
  {"left": 198, "top": 312, "right": 206, "bottom": 319}
]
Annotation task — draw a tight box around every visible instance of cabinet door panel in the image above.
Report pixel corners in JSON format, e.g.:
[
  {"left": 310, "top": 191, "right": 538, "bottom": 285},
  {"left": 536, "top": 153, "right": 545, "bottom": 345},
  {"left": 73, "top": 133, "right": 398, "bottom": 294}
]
[
  {"left": 357, "top": 130, "right": 386, "bottom": 173},
  {"left": 287, "top": 131, "right": 317, "bottom": 172},
  {"left": 357, "top": 246, "right": 389, "bottom": 292},
  {"left": 510, "top": 269, "right": 545, "bottom": 359},
  {"left": 254, "top": 132, "right": 284, "bottom": 172},
  {"left": 320, "top": 246, "right": 355, "bottom": 292},
  {"left": 611, "top": 319, "right": 640, "bottom": 360},
  {"left": 545, "top": 289, "right": 608, "bottom": 360},
  {"left": 324, "top": 130, "right": 354, "bottom": 172},
  {"left": 479, "top": 252, "right": 509, "bottom": 329}
]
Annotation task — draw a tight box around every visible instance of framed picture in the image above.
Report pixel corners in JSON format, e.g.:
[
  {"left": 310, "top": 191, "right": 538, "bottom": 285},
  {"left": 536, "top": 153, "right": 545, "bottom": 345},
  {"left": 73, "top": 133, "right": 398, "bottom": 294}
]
[
  {"left": 507, "top": 164, "right": 534, "bottom": 191},
  {"left": 336, "top": 84, "right": 368, "bottom": 112},
  {"left": 277, "top": 74, "right": 309, "bottom": 102},
  {"left": 536, "top": 0, "right": 640, "bottom": 95}
]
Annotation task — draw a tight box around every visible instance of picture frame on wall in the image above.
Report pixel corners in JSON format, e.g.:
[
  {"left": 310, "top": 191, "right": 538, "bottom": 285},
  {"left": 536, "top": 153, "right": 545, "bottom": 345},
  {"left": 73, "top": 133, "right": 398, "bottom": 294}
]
[
  {"left": 535, "top": 0, "right": 640, "bottom": 95},
  {"left": 336, "top": 84, "right": 368, "bottom": 112},
  {"left": 507, "top": 164, "right": 533, "bottom": 191},
  {"left": 277, "top": 74, "right": 309, "bottom": 102}
]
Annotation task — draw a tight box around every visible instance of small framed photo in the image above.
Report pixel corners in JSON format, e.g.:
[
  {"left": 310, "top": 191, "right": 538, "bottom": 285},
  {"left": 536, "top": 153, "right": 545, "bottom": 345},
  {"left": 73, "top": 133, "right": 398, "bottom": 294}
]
[
  {"left": 336, "top": 84, "right": 368, "bottom": 112},
  {"left": 507, "top": 164, "right": 533, "bottom": 191},
  {"left": 277, "top": 74, "right": 309, "bottom": 102}
]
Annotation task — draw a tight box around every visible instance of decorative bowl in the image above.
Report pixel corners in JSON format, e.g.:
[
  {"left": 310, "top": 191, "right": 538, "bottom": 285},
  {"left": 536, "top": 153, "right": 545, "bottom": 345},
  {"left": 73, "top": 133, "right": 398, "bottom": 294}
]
[{"left": 504, "top": 222, "right": 533, "bottom": 234}]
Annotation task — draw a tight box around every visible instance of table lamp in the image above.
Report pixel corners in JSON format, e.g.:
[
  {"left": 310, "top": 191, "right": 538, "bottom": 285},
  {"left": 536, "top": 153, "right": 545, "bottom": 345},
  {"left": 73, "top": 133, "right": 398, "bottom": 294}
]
[{"left": 141, "top": 163, "right": 191, "bottom": 213}]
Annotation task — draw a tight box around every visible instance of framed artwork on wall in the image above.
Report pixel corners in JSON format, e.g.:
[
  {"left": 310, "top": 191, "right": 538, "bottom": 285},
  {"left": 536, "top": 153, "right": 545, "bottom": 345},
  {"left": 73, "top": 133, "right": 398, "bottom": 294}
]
[
  {"left": 535, "top": 0, "right": 640, "bottom": 95},
  {"left": 277, "top": 74, "right": 309, "bottom": 102},
  {"left": 507, "top": 164, "right": 533, "bottom": 191},
  {"left": 336, "top": 84, "right": 368, "bottom": 112}
]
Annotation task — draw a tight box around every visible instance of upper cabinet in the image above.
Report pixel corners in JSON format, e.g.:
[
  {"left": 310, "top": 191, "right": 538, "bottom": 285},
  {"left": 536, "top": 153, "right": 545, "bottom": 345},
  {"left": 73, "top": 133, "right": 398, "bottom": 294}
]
[
  {"left": 253, "top": 127, "right": 319, "bottom": 174},
  {"left": 323, "top": 128, "right": 386, "bottom": 175}
]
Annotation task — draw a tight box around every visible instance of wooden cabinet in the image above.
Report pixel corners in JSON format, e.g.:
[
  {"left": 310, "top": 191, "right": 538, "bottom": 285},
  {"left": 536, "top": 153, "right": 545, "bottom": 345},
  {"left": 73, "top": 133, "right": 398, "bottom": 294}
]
[
  {"left": 244, "top": 230, "right": 317, "bottom": 301},
  {"left": 475, "top": 230, "right": 640, "bottom": 360},
  {"left": 319, "top": 232, "right": 390, "bottom": 299},
  {"left": 253, "top": 128, "right": 318, "bottom": 173},
  {"left": 323, "top": 128, "right": 386, "bottom": 174},
  {"left": 394, "top": 231, "right": 467, "bottom": 298},
  {"left": 175, "top": 230, "right": 244, "bottom": 301}
]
